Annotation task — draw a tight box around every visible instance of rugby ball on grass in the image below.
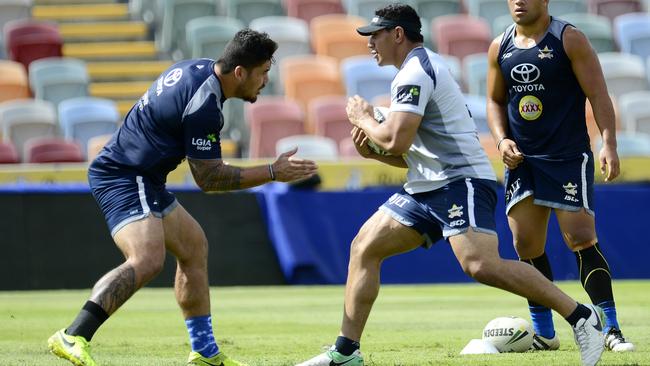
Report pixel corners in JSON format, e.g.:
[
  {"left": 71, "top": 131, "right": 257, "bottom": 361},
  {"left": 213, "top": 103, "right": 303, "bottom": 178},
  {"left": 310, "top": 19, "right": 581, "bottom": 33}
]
[{"left": 482, "top": 316, "right": 533, "bottom": 352}]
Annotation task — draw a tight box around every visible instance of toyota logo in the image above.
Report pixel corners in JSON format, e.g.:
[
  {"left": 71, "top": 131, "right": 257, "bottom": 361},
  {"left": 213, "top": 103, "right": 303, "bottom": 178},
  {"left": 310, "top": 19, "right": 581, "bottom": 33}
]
[{"left": 510, "top": 63, "right": 540, "bottom": 84}]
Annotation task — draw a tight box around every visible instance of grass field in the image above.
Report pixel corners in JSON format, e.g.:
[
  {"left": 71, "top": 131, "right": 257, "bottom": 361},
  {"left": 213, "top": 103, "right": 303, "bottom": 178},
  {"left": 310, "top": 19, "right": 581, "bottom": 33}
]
[{"left": 1, "top": 281, "right": 648, "bottom": 366}]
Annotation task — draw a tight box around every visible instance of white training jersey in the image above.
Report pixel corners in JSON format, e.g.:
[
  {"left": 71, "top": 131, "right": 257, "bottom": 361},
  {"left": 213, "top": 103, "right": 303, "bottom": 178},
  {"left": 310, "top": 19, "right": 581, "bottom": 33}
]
[{"left": 389, "top": 46, "right": 496, "bottom": 193}]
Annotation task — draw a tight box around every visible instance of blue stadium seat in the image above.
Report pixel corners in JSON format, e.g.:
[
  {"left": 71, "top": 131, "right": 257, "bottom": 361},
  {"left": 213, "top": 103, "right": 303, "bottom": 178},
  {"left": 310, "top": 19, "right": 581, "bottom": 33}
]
[
  {"left": 462, "top": 52, "right": 488, "bottom": 96},
  {"left": 28, "top": 57, "right": 89, "bottom": 108},
  {"left": 563, "top": 13, "right": 616, "bottom": 53},
  {"left": 158, "top": 0, "right": 221, "bottom": 59},
  {"left": 58, "top": 97, "right": 120, "bottom": 159},
  {"left": 613, "top": 12, "right": 650, "bottom": 60},
  {"left": 185, "top": 16, "right": 244, "bottom": 59},
  {"left": 225, "top": 0, "right": 284, "bottom": 26},
  {"left": 617, "top": 90, "right": 650, "bottom": 135},
  {"left": 340, "top": 55, "right": 398, "bottom": 102}
]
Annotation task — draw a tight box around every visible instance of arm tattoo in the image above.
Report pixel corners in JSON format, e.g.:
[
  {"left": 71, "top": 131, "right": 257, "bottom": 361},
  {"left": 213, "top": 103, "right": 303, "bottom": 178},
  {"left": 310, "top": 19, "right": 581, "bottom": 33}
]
[
  {"left": 189, "top": 159, "right": 242, "bottom": 191},
  {"left": 90, "top": 263, "right": 137, "bottom": 315}
]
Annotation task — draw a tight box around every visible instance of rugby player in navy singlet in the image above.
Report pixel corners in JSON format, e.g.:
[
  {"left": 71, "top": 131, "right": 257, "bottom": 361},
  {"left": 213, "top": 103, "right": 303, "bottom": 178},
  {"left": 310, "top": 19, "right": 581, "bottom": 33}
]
[{"left": 487, "top": 0, "right": 633, "bottom": 354}]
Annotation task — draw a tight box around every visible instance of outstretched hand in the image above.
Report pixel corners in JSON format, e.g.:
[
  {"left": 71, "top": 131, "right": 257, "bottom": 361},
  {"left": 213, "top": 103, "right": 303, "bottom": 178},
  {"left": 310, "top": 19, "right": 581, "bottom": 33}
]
[{"left": 271, "top": 147, "right": 319, "bottom": 182}]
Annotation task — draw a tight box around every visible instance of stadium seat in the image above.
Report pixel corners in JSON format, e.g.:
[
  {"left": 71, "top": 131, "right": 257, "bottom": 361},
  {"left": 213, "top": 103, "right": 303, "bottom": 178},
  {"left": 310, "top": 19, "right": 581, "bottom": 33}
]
[
  {"left": 28, "top": 57, "right": 89, "bottom": 108},
  {"left": 346, "top": 0, "right": 416, "bottom": 20},
  {"left": 548, "top": 0, "right": 587, "bottom": 14},
  {"left": 24, "top": 136, "right": 84, "bottom": 163},
  {"left": 439, "top": 54, "right": 462, "bottom": 85},
  {"left": 562, "top": 13, "right": 616, "bottom": 53},
  {"left": 462, "top": 52, "right": 488, "bottom": 96},
  {"left": 613, "top": 12, "right": 650, "bottom": 60},
  {"left": 492, "top": 14, "right": 513, "bottom": 37},
  {"left": 598, "top": 52, "right": 648, "bottom": 98},
  {"left": 431, "top": 15, "right": 492, "bottom": 62},
  {"left": 185, "top": 16, "right": 244, "bottom": 59},
  {"left": 86, "top": 133, "right": 113, "bottom": 162},
  {"left": 246, "top": 96, "right": 305, "bottom": 158},
  {"left": 158, "top": 0, "right": 221, "bottom": 59},
  {"left": 3, "top": 19, "right": 63, "bottom": 69},
  {"left": 588, "top": 0, "right": 643, "bottom": 22},
  {"left": 414, "top": 0, "right": 463, "bottom": 20},
  {"left": 617, "top": 90, "right": 650, "bottom": 134},
  {"left": 58, "top": 97, "right": 120, "bottom": 158},
  {"left": 283, "top": 0, "right": 344, "bottom": 24},
  {"left": 0, "top": 0, "right": 32, "bottom": 38},
  {"left": 464, "top": 93, "right": 489, "bottom": 133},
  {"left": 465, "top": 0, "right": 510, "bottom": 30},
  {"left": 249, "top": 16, "right": 311, "bottom": 94},
  {"left": 0, "top": 98, "right": 57, "bottom": 161},
  {"left": 280, "top": 54, "right": 345, "bottom": 115},
  {"left": 0, "top": 60, "right": 30, "bottom": 103},
  {"left": 340, "top": 55, "right": 398, "bottom": 102},
  {"left": 310, "top": 14, "right": 368, "bottom": 62},
  {"left": 595, "top": 131, "right": 650, "bottom": 156},
  {"left": 309, "top": 95, "right": 351, "bottom": 145},
  {"left": 276, "top": 134, "right": 338, "bottom": 160},
  {"left": 0, "top": 141, "right": 19, "bottom": 163},
  {"left": 225, "top": 0, "right": 284, "bottom": 26},
  {"left": 338, "top": 136, "right": 361, "bottom": 158}
]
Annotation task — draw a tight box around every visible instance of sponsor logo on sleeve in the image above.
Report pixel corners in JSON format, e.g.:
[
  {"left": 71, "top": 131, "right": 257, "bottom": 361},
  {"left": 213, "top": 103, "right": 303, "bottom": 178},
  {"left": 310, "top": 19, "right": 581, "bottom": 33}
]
[
  {"left": 191, "top": 133, "right": 217, "bottom": 151},
  {"left": 393, "top": 85, "right": 421, "bottom": 106}
]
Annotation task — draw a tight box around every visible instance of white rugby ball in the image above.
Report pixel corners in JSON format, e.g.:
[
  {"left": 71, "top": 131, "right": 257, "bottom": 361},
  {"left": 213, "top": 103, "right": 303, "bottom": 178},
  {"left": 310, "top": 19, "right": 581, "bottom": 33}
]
[
  {"left": 482, "top": 316, "right": 533, "bottom": 352},
  {"left": 367, "top": 106, "right": 391, "bottom": 156}
]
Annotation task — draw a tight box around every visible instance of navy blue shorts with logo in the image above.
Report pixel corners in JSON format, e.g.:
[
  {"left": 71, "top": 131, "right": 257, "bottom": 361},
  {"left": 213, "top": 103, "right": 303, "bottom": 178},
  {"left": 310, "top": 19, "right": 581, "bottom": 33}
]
[
  {"left": 88, "top": 160, "right": 178, "bottom": 237},
  {"left": 504, "top": 151, "right": 595, "bottom": 215},
  {"left": 379, "top": 178, "right": 498, "bottom": 247}
]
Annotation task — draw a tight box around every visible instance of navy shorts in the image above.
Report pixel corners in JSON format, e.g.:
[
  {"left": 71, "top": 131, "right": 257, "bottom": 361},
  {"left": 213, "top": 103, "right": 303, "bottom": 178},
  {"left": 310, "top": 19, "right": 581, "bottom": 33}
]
[
  {"left": 379, "top": 178, "right": 498, "bottom": 247},
  {"left": 504, "top": 151, "right": 594, "bottom": 215},
  {"left": 88, "top": 161, "right": 178, "bottom": 237}
]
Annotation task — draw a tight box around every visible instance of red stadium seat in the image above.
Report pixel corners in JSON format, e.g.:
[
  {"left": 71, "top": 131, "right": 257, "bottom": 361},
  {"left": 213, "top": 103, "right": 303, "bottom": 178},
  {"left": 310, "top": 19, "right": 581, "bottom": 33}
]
[
  {"left": 431, "top": 15, "right": 492, "bottom": 62},
  {"left": 588, "top": 0, "right": 643, "bottom": 22},
  {"left": 4, "top": 19, "right": 63, "bottom": 69},
  {"left": 338, "top": 136, "right": 361, "bottom": 158},
  {"left": 24, "top": 137, "right": 84, "bottom": 163},
  {"left": 246, "top": 96, "right": 305, "bottom": 158},
  {"left": 309, "top": 95, "right": 351, "bottom": 146},
  {"left": 0, "top": 141, "right": 19, "bottom": 163},
  {"left": 284, "top": 0, "right": 344, "bottom": 24}
]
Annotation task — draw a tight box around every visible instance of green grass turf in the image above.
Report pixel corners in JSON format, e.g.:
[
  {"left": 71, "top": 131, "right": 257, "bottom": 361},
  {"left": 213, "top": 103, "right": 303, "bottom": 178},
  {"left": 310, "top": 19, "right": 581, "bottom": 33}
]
[{"left": 0, "top": 281, "right": 648, "bottom": 365}]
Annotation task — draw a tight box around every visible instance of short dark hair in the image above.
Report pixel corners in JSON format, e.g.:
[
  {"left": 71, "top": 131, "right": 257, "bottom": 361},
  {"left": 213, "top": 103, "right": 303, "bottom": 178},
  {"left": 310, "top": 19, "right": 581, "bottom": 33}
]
[
  {"left": 217, "top": 29, "right": 278, "bottom": 73},
  {"left": 376, "top": 3, "right": 424, "bottom": 43}
]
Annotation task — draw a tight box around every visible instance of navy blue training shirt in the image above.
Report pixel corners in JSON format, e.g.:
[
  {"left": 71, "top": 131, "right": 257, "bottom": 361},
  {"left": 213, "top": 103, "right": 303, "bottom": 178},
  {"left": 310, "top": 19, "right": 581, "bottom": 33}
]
[
  {"left": 498, "top": 17, "right": 591, "bottom": 158},
  {"left": 96, "top": 59, "right": 225, "bottom": 185}
]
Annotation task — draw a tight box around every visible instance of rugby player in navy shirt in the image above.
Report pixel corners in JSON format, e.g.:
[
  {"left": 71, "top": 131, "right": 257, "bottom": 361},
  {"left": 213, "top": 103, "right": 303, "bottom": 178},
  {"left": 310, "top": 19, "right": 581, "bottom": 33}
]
[
  {"left": 48, "top": 29, "right": 317, "bottom": 366},
  {"left": 487, "top": 0, "right": 633, "bottom": 356}
]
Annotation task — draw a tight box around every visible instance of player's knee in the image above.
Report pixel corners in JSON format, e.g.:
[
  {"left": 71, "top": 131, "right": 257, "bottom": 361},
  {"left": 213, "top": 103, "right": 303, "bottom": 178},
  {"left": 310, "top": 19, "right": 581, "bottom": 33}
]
[
  {"left": 563, "top": 229, "right": 596, "bottom": 249},
  {"left": 512, "top": 237, "right": 544, "bottom": 259},
  {"left": 459, "top": 256, "right": 497, "bottom": 284},
  {"left": 130, "top": 249, "right": 166, "bottom": 281}
]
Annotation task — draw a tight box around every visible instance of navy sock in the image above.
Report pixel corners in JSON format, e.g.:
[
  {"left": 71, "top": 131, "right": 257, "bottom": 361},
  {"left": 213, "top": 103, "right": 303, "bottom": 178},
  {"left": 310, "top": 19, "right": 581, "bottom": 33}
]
[
  {"left": 185, "top": 315, "right": 220, "bottom": 358},
  {"left": 66, "top": 301, "right": 109, "bottom": 341},
  {"left": 334, "top": 336, "right": 360, "bottom": 356},
  {"left": 522, "top": 253, "right": 555, "bottom": 338},
  {"left": 565, "top": 303, "right": 592, "bottom": 327}
]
